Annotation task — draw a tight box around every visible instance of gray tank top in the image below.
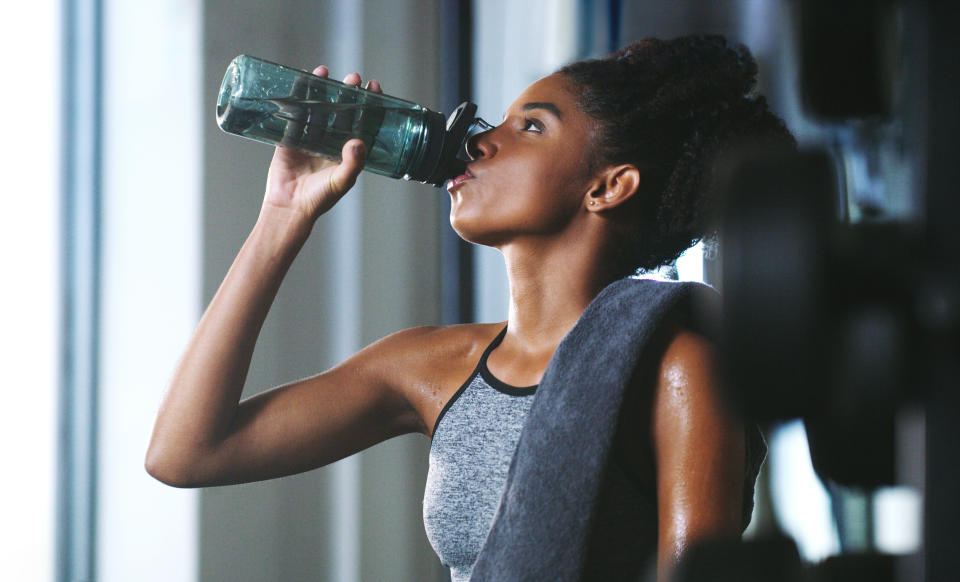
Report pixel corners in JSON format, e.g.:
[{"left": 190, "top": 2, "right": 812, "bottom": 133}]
[
  {"left": 422, "top": 327, "right": 537, "bottom": 582},
  {"left": 422, "top": 328, "right": 659, "bottom": 581}
]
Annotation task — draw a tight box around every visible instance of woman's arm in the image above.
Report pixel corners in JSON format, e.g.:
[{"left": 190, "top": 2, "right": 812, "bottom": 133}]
[
  {"left": 145, "top": 69, "right": 421, "bottom": 488},
  {"left": 653, "top": 327, "right": 746, "bottom": 580}
]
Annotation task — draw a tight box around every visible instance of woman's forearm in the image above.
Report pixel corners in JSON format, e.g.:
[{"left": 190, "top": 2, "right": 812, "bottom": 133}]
[
  {"left": 145, "top": 67, "right": 371, "bottom": 486},
  {"left": 146, "top": 210, "right": 313, "bottom": 483}
]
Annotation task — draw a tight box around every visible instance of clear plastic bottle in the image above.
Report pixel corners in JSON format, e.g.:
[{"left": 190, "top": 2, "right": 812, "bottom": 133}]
[{"left": 216, "top": 55, "right": 490, "bottom": 186}]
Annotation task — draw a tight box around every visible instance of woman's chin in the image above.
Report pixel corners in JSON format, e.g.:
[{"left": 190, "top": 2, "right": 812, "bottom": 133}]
[
  {"left": 449, "top": 216, "right": 504, "bottom": 248},
  {"left": 449, "top": 224, "right": 487, "bottom": 247}
]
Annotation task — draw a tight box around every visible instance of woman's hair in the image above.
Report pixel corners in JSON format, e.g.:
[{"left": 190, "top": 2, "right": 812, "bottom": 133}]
[{"left": 559, "top": 34, "right": 796, "bottom": 275}]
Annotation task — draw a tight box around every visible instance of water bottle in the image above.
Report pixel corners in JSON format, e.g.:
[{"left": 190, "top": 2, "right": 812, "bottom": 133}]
[{"left": 216, "top": 55, "right": 492, "bottom": 187}]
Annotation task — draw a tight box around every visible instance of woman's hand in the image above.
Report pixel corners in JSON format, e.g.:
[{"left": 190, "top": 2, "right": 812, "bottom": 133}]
[{"left": 262, "top": 67, "right": 383, "bottom": 224}]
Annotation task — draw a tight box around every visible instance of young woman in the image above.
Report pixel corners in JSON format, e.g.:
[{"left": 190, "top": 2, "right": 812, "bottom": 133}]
[{"left": 147, "top": 34, "right": 794, "bottom": 581}]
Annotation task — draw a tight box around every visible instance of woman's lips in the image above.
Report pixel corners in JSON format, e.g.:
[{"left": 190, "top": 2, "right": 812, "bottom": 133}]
[{"left": 446, "top": 169, "right": 474, "bottom": 191}]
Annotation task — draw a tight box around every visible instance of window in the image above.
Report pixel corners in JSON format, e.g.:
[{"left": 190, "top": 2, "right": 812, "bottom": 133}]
[{"left": 0, "top": 0, "right": 61, "bottom": 580}]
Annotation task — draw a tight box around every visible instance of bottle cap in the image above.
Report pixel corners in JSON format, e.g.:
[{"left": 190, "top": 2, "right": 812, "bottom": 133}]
[{"left": 409, "top": 102, "right": 489, "bottom": 187}]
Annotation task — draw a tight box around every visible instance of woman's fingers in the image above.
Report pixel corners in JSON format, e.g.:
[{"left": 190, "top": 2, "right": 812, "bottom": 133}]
[{"left": 310, "top": 66, "right": 380, "bottom": 93}]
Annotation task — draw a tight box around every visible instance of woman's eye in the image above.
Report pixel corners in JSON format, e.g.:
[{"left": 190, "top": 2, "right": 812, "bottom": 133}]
[{"left": 522, "top": 118, "right": 544, "bottom": 133}]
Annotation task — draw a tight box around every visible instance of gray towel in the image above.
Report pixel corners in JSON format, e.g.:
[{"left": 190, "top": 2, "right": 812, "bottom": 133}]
[{"left": 470, "top": 277, "right": 765, "bottom": 580}]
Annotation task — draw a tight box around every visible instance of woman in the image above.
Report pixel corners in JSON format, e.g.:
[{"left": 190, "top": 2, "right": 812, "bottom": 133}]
[{"left": 147, "top": 34, "right": 794, "bottom": 580}]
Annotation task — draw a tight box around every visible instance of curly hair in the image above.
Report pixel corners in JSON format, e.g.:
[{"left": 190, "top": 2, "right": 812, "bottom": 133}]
[{"left": 559, "top": 34, "right": 797, "bottom": 275}]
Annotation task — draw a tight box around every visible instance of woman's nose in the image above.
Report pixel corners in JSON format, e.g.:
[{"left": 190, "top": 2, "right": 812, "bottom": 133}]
[
  {"left": 459, "top": 118, "right": 495, "bottom": 162},
  {"left": 465, "top": 134, "right": 485, "bottom": 161},
  {"left": 466, "top": 130, "right": 495, "bottom": 161}
]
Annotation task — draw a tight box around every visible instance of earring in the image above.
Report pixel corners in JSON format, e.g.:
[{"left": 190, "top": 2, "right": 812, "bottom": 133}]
[{"left": 589, "top": 200, "right": 597, "bottom": 206}]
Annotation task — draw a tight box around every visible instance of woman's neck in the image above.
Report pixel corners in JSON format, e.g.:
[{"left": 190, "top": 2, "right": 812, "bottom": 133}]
[{"left": 499, "top": 233, "right": 619, "bottom": 355}]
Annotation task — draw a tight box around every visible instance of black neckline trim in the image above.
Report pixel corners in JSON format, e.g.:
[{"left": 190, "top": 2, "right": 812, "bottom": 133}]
[
  {"left": 431, "top": 326, "right": 537, "bottom": 438},
  {"left": 479, "top": 327, "right": 539, "bottom": 395}
]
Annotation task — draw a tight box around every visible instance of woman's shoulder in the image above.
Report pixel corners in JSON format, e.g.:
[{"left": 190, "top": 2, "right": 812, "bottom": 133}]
[
  {"left": 367, "top": 322, "right": 505, "bottom": 360},
  {"left": 358, "top": 322, "right": 505, "bottom": 436},
  {"left": 330, "top": 322, "right": 506, "bottom": 392}
]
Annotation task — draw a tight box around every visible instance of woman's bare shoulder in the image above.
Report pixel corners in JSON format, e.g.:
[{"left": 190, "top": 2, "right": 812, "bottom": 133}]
[
  {"left": 371, "top": 322, "right": 505, "bottom": 361},
  {"left": 350, "top": 322, "right": 506, "bottom": 436}
]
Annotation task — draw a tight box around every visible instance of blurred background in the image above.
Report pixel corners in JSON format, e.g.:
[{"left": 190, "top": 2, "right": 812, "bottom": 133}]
[{"left": 1, "top": 0, "right": 951, "bottom": 581}]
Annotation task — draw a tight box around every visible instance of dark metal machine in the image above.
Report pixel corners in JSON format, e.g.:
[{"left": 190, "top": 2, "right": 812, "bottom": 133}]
[{"left": 675, "top": 1, "right": 960, "bottom": 580}]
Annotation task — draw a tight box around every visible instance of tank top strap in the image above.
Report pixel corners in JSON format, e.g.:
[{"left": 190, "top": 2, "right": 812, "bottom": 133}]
[
  {"left": 478, "top": 325, "right": 508, "bottom": 367},
  {"left": 431, "top": 326, "right": 509, "bottom": 438}
]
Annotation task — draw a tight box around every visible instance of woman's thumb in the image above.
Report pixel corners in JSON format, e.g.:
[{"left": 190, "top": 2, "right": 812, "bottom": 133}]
[{"left": 330, "top": 139, "right": 366, "bottom": 193}]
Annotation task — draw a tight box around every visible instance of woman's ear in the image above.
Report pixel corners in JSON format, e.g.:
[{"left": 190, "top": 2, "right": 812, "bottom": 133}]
[{"left": 585, "top": 164, "right": 641, "bottom": 211}]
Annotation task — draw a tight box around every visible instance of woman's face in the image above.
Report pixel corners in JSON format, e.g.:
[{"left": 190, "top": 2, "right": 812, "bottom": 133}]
[{"left": 447, "top": 73, "right": 598, "bottom": 247}]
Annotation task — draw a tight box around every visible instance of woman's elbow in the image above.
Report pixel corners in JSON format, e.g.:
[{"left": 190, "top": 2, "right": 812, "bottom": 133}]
[{"left": 144, "top": 443, "right": 204, "bottom": 488}]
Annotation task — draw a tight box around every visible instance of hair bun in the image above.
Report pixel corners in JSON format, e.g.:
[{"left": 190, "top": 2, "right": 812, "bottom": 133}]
[{"left": 560, "top": 34, "right": 795, "bottom": 275}]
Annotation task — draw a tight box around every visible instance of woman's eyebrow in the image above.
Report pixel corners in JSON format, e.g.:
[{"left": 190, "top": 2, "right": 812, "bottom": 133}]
[{"left": 522, "top": 102, "right": 563, "bottom": 120}]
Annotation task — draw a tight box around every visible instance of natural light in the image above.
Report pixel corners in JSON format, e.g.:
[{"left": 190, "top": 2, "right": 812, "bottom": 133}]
[{"left": 0, "top": 1, "right": 60, "bottom": 580}]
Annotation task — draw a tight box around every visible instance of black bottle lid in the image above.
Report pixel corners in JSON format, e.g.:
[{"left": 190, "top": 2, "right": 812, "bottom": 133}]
[{"left": 407, "top": 101, "right": 480, "bottom": 187}]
